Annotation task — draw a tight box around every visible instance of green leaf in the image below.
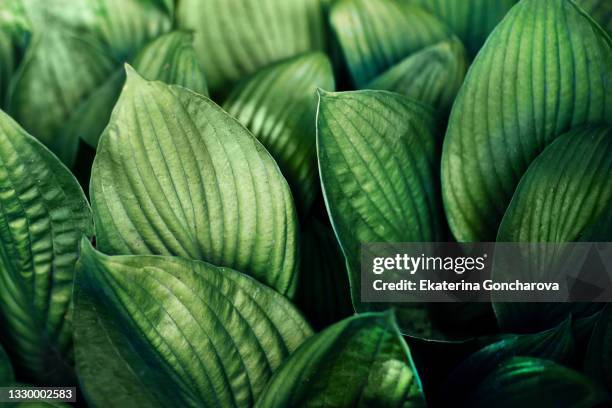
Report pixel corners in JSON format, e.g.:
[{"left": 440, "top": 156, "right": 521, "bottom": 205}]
[
  {"left": 585, "top": 304, "right": 612, "bottom": 390},
  {"left": 0, "top": 343, "right": 13, "bottom": 385},
  {"left": 6, "top": 29, "right": 116, "bottom": 165},
  {"left": 295, "top": 218, "right": 353, "bottom": 330},
  {"left": 366, "top": 37, "right": 468, "bottom": 113},
  {"left": 76, "top": 239, "right": 312, "bottom": 408},
  {"left": 176, "top": 0, "right": 326, "bottom": 95},
  {"left": 0, "top": 110, "right": 92, "bottom": 383},
  {"left": 409, "top": 0, "right": 517, "bottom": 58},
  {"left": 0, "top": 29, "right": 17, "bottom": 106},
  {"left": 132, "top": 31, "right": 208, "bottom": 97},
  {"left": 575, "top": 0, "right": 612, "bottom": 36},
  {"left": 255, "top": 311, "right": 426, "bottom": 407},
  {"left": 441, "top": 0, "right": 612, "bottom": 242},
  {"left": 443, "top": 317, "right": 574, "bottom": 403},
  {"left": 90, "top": 67, "right": 299, "bottom": 297},
  {"left": 74, "top": 31, "right": 209, "bottom": 150},
  {"left": 329, "top": 0, "right": 451, "bottom": 87},
  {"left": 465, "top": 357, "right": 610, "bottom": 408},
  {"left": 223, "top": 53, "right": 334, "bottom": 214},
  {"left": 493, "top": 126, "right": 612, "bottom": 332},
  {"left": 316, "top": 90, "right": 444, "bottom": 336}
]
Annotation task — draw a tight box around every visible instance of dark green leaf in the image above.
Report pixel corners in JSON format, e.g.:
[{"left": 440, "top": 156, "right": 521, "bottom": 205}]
[
  {"left": 224, "top": 53, "right": 334, "bottom": 214},
  {"left": 0, "top": 110, "right": 92, "bottom": 383},
  {"left": 295, "top": 218, "right": 353, "bottom": 330},
  {"left": 575, "top": 0, "right": 612, "bottom": 36},
  {"left": 76, "top": 239, "right": 312, "bottom": 408},
  {"left": 0, "top": 343, "right": 13, "bottom": 385},
  {"left": 493, "top": 126, "right": 612, "bottom": 332},
  {"left": 330, "top": 0, "right": 451, "bottom": 87},
  {"left": 317, "top": 90, "right": 445, "bottom": 337},
  {"left": 409, "top": 0, "right": 518, "bottom": 57},
  {"left": 585, "top": 304, "right": 612, "bottom": 390},
  {"left": 255, "top": 311, "right": 426, "bottom": 407},
  {"left": 366, "top": 37, "right": 468, "bottom": 113},
  {"left": 465, "top": 357, "right": 610, "bottom": 408},
  {"left": 441, "top": 0, "right": 612, "bottom": 242},
  {"left": 7, "top": 29, "right": 116, "bottom": 165},
  {"left": 444, "top": 317, "right": 574, "bottom": 403},
  {"left": 90, "top": 67, "right": 299, "bottom": 296},
  {"left": 176, "top": 0, "right": 326, "bottom": 95},
  {"left": 0, "top": 29, "right": 17, "bottom": 105}
]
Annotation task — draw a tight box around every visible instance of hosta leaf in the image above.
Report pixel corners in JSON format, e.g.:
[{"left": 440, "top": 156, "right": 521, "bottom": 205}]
[
  {"left": 329, "top": 0, "right": 451, "bottom": 87},
  {"left": 0, "top": 343, "right": 13, "bottom": 385},
  {"left": 0, "top": 110, "right": 92, "bottom": 383},
  {"left": 75, "top": 31, "right": 209, "bottom": 150},
  {"left": 6, "top": 29, "right": 116, "bottom": 165},
  {"left": 224, "top": 53, "right": 334, "bottom": 214},
  {"left": 366, "top": 37, "right": 468, "bottom": 113},
  {"left": 295, "top": 218, "right": 352, "bottom": 330},
  {"left": 410, "top": 0, "right": 517, "bottom": 58},
  {"left": 441, "top": 0, "right": 612, "bottom": 242},
  {"left": 255, "top": 312, "right": 425, "bottom": 407},
  {"left": 76, "top": 240, "right": 312, "bottom": 408},
  {"left": 494, "top": 126, "right": 612, "bottom": 332},
  {"left": 90, "top": 67, "right": 299, "bottom": 296},
  {"left": 132, "top": 31, "right": 207, "bottom": 97},
  {"left": 316, "top": 90, "right": 444, "bottom": 336},
  {"left": 585, "top": 304, "right": 612, "bottom": 390},
  {"left": 176, "top": 0, "right": 326, "bottom": 95},
  {"left": 465, "top": 357, "right": 610, "bottom": 408},
  {"left": 576, "top": 0, "right": 612, "bottom": 36},
  {"left": 443, "top": 317, "right": 574, "bottom": 403}
]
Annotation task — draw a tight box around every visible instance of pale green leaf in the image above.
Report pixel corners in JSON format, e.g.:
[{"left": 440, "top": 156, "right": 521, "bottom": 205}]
[
  {"left": 223, "top": 52, "right": 334, "bottom": 214},
  {"left": 366, "top": 37, "right": 468, "bottom": 113},
  {"left": 441, "top": 0, "right": 612, "bottom": 242},
  {"left": 90, "top": 67, "right": 299, "bottom": 296},
  {"left": 76, "top": 240, "right": 312, "bottom": 408},
  {"left": 316, "top": 90, "right": 444, "bottom": 336},
  {"left": 465, "top": 357, "right": 610, "bottom": 408},
  {"left": 0, "top": 110, "right": 92, "bottom": 383},
  {"left": 493, "top": 126, "right": 612, "bottom": 332},
  {"left": 176, "top": 0, "right": 326, "bottom": 95},
  {"left": 330, "top": 0, "right": 451, "bottom": 87},
  {"left": 410, "top": 0, "right": 517, "bottom": 57},
  {"left": 255, "top": 312, "right": 426, "bottom": 407}
]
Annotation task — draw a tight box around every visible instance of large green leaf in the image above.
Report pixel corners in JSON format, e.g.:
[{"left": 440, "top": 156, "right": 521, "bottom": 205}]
[
  {"left": 316, "top": 90, "right": 444, "bottom": 336},
  {"left": 493, "top": 126, "right": 612, "bottom": 332},
  {"left": 175, "top": 0, "right": 326, "bottom": 95},
  {"left": 76, "top": 240, "right": 312, "bottom": 408},
  {"left": 90, "top": 67, "right": 298, "bottom": 296},
  {"left": 0, "top": 110, "right": 92, "bottom": 383},
  {"left": 6, "top": 29, "right": 116, "bottom": 165},
  {"left": 366, "top": 37, "right": 468, "bottom": 113},
  {"left": 441, "top": 0, "right": 612, "bottom": 242},
  {"left": 443, "top": 317, "right": 574, "bottom": 404},
  {"left": 576, "top": 0, "right": 612, "bottom": 36},
  {"left": 410, "top": 0, "right": 517, "bottom": 58},
  {"left": 295, "top": 218, "right": 353, "bottom": 330},
  {"left": 255, "top": 311, "right": 425, "bottom": 407},
  {"left": 224, "top": 53, "right": 334, "bottom": 214},
  {"left": 76, "top": 31, "right": 209, "bottom": 150},
  {"left": 329, "top": 0, "right": 451, "bottom": 87},
  {"left": 584, "top": 304, "right": 612, "bottom": 390},
  {"left": 465, "top": 357, "right": 610, "bottom": 408}
]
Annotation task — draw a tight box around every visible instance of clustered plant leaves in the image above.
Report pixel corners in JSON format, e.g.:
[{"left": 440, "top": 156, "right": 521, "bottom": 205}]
[{"left": 0, "top": 0, "right": 610, "bottom": 407}]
